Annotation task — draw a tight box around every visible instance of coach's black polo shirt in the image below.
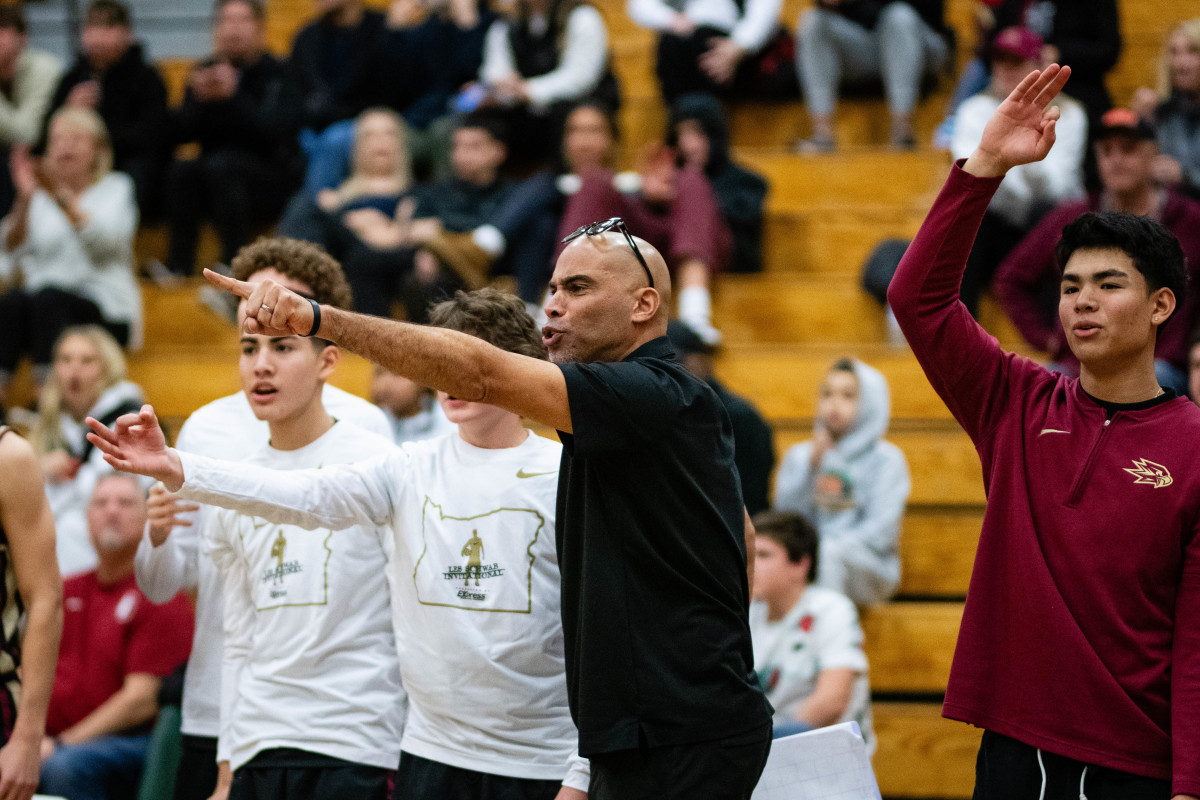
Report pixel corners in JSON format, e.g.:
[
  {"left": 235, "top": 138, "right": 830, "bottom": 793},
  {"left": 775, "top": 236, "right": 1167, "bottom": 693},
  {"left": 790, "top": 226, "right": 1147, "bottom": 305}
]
[{"left": 555, "top": 336, "right": 772, "bottom": 757}]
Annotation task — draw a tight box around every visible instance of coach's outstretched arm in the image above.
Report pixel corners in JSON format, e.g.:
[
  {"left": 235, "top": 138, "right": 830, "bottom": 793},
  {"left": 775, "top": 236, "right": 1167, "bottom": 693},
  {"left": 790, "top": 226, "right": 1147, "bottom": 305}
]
[{"left": 203, "top": 270, "right": 574, "bottom": 434}]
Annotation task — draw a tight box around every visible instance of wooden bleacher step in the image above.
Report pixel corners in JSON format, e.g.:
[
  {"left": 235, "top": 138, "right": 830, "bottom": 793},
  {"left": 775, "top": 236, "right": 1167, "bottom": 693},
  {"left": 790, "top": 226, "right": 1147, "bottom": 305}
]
[
  {"left": 741, "top": 149, "right": 949, "bottom": 212},
  {"left": 873, "top": 702, "right": 981, "bottom": 799},
  {"left": 761, "top": 206, "right": 926, "bottom": 275},
  {"left": 714, "top": 344, "right": 951, "bottom": 420},
  {"left": 897, "top": 508, "right": 979, "bottom": 599},
  {"left": 862, "top": 602, "right": 962, "bottom": 694}
]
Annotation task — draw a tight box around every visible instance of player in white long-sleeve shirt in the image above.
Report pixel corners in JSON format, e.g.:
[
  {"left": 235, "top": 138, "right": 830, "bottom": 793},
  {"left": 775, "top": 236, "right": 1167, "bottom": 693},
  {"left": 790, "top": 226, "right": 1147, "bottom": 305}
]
[
  {"left": 98, "top": 288, "right": 589, "bottom": 800},
  {"left": 133, "top": 239, "right": 391, "bottom": 800},
  {"left": 210, "top": 366, "right": 402, "bottom": 798}
]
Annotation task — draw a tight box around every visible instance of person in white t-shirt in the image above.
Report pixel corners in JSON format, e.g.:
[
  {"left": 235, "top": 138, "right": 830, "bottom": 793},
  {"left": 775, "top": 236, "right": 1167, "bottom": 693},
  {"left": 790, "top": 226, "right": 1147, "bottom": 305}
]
[
  {"left": 208, "top": 302, "right": 403, "bottom": 799},
  {"left": 133, "top": 237, "right": 392, "bottom": 800},
  {"left": 95, "top": 288, "right": 589, "bottom": 800},
  {"left": 749, "top": 509, "right": 873, "bottom": 751}
]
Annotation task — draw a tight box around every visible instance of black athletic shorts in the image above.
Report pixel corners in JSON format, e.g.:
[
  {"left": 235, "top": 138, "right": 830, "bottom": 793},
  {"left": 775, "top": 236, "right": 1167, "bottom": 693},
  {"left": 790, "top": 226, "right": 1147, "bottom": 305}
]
[
  {"left": 393, "top": 751, "right": 562, "bottom": 800},
  {"left": 973, "top": 730, "right": 1170, "bottom": 800},
  {"left": 230, "top": 747, "right": 390, "bottom": 800}
]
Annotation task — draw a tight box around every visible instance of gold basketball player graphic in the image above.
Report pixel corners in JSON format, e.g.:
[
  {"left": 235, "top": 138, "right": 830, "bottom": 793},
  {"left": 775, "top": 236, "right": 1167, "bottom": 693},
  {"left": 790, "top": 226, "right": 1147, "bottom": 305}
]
[
  {"left": 270, "top": 530, "right": 287, "bottom": 582},
  {"left": 461, "top": 530, "right": 484, "bottom": 586}
]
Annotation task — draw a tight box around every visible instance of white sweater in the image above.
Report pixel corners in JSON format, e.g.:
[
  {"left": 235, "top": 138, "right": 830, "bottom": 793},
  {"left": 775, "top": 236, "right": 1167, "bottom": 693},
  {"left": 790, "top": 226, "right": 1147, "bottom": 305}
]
[
  {"left": 134, "top": 385, "right": 391, "bottom": 738},
  {"left": 210, "top": 422, "right": 405, "bottom": 770},
  {"left": 176, "top": 430, "right": 589, "bottom": 789},
  {"left": 0, "top": 172, "right": 141, "bottom": 339},
  {"left": 481, "top": 6, "right": 608, "bottom": 112},
  {"left": 626, "top": 0, "right": 781, "bottom": 52}
]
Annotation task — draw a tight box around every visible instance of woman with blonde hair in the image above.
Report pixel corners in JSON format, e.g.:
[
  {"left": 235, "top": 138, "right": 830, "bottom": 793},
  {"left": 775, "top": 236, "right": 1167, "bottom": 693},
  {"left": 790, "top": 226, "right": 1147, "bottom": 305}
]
[
  {"left": 1133, "top": 19, "right": 1200, "bottom": 200},
  {"left": 277, "top": 107, "right": 414, "bottom": 248},
  {"left": 0, "top": 107, "right": 140, "bottom": 408},
  {"left": 32, "top": 325, "right": 144, "bottom": 578}
]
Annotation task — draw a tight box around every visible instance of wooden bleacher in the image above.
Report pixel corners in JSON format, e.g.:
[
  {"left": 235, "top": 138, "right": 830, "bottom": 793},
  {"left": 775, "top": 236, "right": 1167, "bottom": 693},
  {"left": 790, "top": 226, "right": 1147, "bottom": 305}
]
[{"left": 117, "top": 0, "right": 1195, "bottom": 797}]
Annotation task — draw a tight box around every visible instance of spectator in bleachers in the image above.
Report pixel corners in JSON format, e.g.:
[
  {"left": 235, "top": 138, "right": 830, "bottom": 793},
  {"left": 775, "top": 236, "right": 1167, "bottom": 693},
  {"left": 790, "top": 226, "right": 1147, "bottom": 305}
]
[
  {"left": 1132, "top": 19, "right": 1200, "bottom": 203},
  {"left": 429, "top": 94, "right": 766, "bottom": 307},
  {"left": 552, "top": 99, "right": 734, "bottom": 344},
  {"left": 376, "top": 0, "right": 495, "bottom": 181},
  {"left": 950, "top": 26, "right": 1086, "bottom": 315},
  {"left": 38, "top": 472, "right": 193, "bottom": 800},
  {"left": 290, "top": 0, "right": 387, "bottom": 197},
  {"left": 277, "top": 107, "right": 414, "bottom": 251},
  {"left": 0, "top": 427, "right": 63, "bottom": 800},
  {"left": 0, "top": 5, "right": 61, "bottom": 219},
  {"left": 164, "top": 0, "right": 304, "bottom": 277},
  {"left": 774, "top": 358, "right": 909, "bottom": 607},
  {"left": 30, "top": 326, "right": 144, "bottom": 580},
  {"left": 794, "top": 0, "right": 950, "bottom": 152},
  {"left": 627, "top": 0, "right": 789, "bottom": 103},
  {"left": 0, "top": 107, "right": 140, "bottom": 406},
  {"left": 668, "top": 92, "right": 767, "bottom": 273},
  {"left": 935, "top": 0, "right": 1120, "bottom": 150},
  {"left": 472, "top": 0, "right": 617, "bottom": 168},
  {"left": 994, "top": 108, "right": 1200, "bottom": 395},
  {"left": 749, "top": 510, "right": 873, "bottom": 747},
  {"left": 425, "top": 100, "right": 620, "bottom": 307},
  {"left": 135, "top": 240, "right": 390, "bottom": 800},
  {"left": 667, "top": 320, "right": 774, "bottom": 515},
  {"left": 343, "top": 111, "right": 514, "bottom": 320},
  {"left": 990, "top": 0, "right": 1119, "bottom": 129},
  {"left": 39, "top": 0, "right": 169, "bottom": 221},
  {"left": 370, "top": 365, "right": 455, "bottom": 444}
]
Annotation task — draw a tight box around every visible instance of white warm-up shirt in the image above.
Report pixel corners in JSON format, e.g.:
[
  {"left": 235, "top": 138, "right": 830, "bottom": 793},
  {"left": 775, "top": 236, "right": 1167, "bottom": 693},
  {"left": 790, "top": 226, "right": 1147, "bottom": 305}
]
[
  {"left": 176, "top": 430, "right": 589, "bottom": 788},
  {"left": 750, "top": 586, "right": 874, "bottom": 752},
  {"left": 209, "top": 421, "right": 404, "bottom": 770},
  {"left": 134, "top": 385, "right": 391, "bottom": 737}
]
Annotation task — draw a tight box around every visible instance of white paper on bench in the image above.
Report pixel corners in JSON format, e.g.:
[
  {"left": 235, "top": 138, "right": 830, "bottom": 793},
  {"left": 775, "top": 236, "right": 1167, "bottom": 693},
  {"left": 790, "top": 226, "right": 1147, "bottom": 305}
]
[{"left": 750, "top": 721, "right": 881, "bottom": 800}]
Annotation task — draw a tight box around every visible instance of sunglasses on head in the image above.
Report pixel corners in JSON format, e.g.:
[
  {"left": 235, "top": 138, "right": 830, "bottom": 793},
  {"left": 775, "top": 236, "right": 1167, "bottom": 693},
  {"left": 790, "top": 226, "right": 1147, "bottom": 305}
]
[{"left": 561, "top": 217, "right": 654, "bottom": 288}]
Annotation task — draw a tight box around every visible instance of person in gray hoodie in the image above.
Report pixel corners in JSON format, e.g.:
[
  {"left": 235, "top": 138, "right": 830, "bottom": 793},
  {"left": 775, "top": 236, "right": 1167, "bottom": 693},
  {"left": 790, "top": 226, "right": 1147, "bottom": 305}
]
[{"left": 774, "top": 358, "right": 909, "bottom": 606}]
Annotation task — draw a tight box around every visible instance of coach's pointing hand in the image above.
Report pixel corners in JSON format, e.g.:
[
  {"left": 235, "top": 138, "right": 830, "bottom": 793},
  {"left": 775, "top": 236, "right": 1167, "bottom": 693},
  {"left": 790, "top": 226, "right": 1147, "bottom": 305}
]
[{"left": 203, "top": 268, "right": 320, "bottom": 338}]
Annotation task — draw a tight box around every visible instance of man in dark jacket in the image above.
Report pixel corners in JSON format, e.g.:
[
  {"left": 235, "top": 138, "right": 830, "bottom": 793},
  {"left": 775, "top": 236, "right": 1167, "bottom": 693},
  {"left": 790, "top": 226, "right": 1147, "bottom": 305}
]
[
  {"left": 375, "top": 0, "right": 495, "bottom": 181},
  {"left": 164, "top": 0, "right": 304, "bottom": 276},
  {"left": 667, "top": 92, "right": 767, "bottom": 273},
  {"left": 991, "top": 0, "right": 1120, "bottom": 129},
  {"left": 290, "top": 0, "right": 387, "bottom": 195},
  {"left": 667, "top": 320, "right": 775, "bottom": 515},
  {"left": 39, "top": 0, "right": 169, "bottom": 218}
]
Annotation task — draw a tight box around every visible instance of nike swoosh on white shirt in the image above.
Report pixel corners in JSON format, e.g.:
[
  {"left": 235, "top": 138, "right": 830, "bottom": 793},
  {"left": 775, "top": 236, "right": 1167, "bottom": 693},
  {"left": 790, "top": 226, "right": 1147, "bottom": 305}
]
[
  {"left": 516, "top": 469, "right": 555, "bottom": 479},
  {"left": 1038, "top": 428, "right": 1071, "bottom": 436}
]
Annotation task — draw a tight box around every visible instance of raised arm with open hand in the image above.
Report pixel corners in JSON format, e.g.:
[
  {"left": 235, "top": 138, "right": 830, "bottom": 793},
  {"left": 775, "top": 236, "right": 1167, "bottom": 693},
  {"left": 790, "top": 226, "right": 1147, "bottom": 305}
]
[
  {"left": 85, "top": 405, "right": 186, "bottom": 491},
  {"left": 964, "top": 64, "right": 1072, "bottom": 179}
]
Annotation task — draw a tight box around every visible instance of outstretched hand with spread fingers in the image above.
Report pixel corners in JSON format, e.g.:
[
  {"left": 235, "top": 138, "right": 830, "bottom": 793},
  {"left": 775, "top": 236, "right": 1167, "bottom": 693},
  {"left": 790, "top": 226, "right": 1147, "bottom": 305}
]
[
  {"left": 84, "top": 405, "right": 186, "bottom": 491},
  {"left": 965, "top": 63, "right": 1072, "bottom": 178},
  {"left": 202, "top": 268, "right": 319, "bottom": 338}
]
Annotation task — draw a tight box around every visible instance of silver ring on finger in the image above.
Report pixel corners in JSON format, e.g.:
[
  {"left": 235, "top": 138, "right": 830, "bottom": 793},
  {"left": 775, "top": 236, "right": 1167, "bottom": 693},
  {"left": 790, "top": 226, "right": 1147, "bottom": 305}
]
[{"left": 260, "top": 305, "right": 272, "bottom": 313}]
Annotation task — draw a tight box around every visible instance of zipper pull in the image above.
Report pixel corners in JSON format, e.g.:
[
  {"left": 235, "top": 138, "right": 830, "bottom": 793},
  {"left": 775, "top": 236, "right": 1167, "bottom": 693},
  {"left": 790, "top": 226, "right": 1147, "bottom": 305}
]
[{"left": 1103, "top": 419, "right": 1111, "bottom": 427}]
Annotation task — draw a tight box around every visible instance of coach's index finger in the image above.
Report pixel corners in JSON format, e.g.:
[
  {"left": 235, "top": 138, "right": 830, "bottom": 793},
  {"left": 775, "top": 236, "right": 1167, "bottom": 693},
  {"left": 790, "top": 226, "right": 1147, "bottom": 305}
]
[{"left": 203, "top": 268, "right": 255, "bottom": 299}]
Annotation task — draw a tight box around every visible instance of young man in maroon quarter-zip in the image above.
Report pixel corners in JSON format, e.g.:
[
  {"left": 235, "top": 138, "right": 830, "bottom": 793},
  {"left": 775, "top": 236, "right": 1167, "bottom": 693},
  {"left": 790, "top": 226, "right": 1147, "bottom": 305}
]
[{"left": 889, "top": 64, "right": 1200, "bottom": 800}]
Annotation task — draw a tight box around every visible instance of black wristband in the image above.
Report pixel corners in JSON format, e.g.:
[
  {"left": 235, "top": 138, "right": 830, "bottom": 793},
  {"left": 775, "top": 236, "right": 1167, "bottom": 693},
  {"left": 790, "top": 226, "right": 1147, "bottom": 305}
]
[{"left": 306, "top": 298, "right": 321, "bottom": 337}]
